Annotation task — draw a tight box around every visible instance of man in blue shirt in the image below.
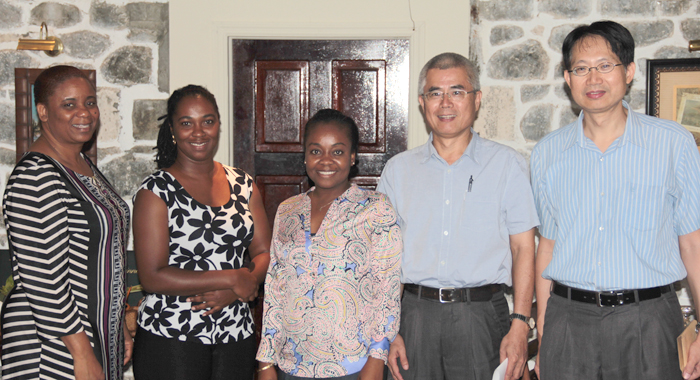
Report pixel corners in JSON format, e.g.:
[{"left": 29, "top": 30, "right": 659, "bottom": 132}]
[
  {"left": 378, "top": 52, "right": 539, "bottom": 380},
  {"left": 531, "top": 20, "right": 700, "bottom": 380}
]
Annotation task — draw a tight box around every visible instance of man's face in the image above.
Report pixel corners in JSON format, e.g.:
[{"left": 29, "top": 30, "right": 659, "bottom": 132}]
[
  {"left": 419, "top": 67, "right": 482, "bottom": 140},
  {"left": 564, "top": 35, "right": 635, "bottom": 116}
]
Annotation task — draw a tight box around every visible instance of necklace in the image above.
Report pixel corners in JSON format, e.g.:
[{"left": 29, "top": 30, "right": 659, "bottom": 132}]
[{"left": 318, "top": 198, "right": 335, "bottom": 212}]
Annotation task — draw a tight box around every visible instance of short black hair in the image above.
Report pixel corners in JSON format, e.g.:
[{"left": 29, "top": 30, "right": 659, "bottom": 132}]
[
  {"left": 155, "top": 85, "right": 220, "bottom": 169},
  {"left": 303, "top": 109, "right": 360, "bottom": 178},
  {"left": 562, "top": 20, "right": 635, "bottom": 71},
  {"left": 34, "top": 65, "right": 94, "bottom": 107}
]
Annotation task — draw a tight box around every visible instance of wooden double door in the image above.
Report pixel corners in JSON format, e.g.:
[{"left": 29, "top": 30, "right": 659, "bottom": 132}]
[{"left": 231, "top": 39, "right": 410, "bottom": 224}]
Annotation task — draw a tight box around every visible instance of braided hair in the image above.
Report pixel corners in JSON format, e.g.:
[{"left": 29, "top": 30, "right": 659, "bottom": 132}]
[{"left": 155, "top": 85, "right": 220, "bottom": 169}]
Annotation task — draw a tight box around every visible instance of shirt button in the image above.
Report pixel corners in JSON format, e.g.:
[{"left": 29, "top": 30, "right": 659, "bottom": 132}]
[
  {"left": 598, "top": 262, "right": 602, "bottom": 266},
  {"left": 447, "top": 169, "right": 452, "bottom": 174},
  {"left": 446, "top": 200, "right": 450, "bottom": 205},
  {"left": 599, "top": 226, "right": 604, "bottom": 231},
  {"left": 444, "top": 231, "right": 449, "bottom": 236},
  {"left": 600, "top": 157, "right": 604, "bottom": 162},
  {"left": 441, "top": 261, "right": 445, "bottom": 265},
  {"left": 600, "top": 192, "right": 604, "bottom": 196}
]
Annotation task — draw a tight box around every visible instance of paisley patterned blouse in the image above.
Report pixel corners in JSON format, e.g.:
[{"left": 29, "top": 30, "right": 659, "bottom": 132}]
[
  {"left": 256, "top": 184, "right": 402, "bottom": 377},
  {"left": 135, "top": 166, "right": 255, "bottom": 344}
]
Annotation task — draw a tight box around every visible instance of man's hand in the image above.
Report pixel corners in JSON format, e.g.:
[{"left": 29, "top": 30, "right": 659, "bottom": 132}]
[
  {"left": 123, "top": 325, "right": 134, "bottom": 365},
  {"left": 387, "top": 333, "right": 409, "bottom": 380},
  {"left": 499, "top": 320, "right": 529, "bottom": 380},
  {"left": 683, "top": 334, "right": 700, "bottom": 379}
]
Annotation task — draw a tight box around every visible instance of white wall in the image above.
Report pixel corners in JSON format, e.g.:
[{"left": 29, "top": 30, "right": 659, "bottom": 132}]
[{"left": 169, "top": 0, "right": 472, "bottom": 164}]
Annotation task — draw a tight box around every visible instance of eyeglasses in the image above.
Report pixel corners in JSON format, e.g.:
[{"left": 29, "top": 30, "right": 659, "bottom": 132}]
[
  {"left": 568, "top": 62, "right": 623, "bottom": 77},
  {"left": 422, "top": 89, "right": 479, "bottom": 103}
]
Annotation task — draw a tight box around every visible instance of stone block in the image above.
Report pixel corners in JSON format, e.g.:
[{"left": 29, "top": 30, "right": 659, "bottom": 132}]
[
  {"left": 600, "top": 0, "right": 655, "bottom": 16},
  {"left": 624, "top": 20, "right": 673, "bottom": 47},
  {"left": 100, "top": 152, "right": 157, "bottom": 198},
  {"left": 126, "top": 2, "right": 168, "bottom": 42},
  {"left": 469, "top": 28, "right": 484, "bottom": 72},
  {"left": 473, "top": 86, "right": 515, "bottom": 141},
  {"left": 559, "top": 106, "right": 581, "bottom": 128},
  {"left": 521, "top": 104, "right": 553, "bottom": 142},
  {"left": 133, "top": 99, "right": 166, "bottom": 141},
  {"left": 660, "top": 0, "right": 691, "bottom": 15},
  {"left": 554, "top": 83, "right": 573, "bottom": 102},
  {"left": 681, "top": 19, "right": 700, "bottom": 41},
  {"left": 539, "top": 0, "right": 591, "bottom": 18},
  {"left": 158, "top": 29, "right": 169, "bottom": 93},
  {"left": 30, "top": 3, "right": 81, "bottom": 28},
  {"left": 132, "top": 145, "right": 157, "bottom": 155},
  {"left": 490, "top": 25, "right": 523, "bottom": 46},
  {"left": 624, "top": 89, "right": 646, "bottom": 111},
  {"left": 63, "top": 31, "right": 111, "bottom": 59},
  {"left": 0, "top": 102, "right": 14, "bottom": 144},
  {"left": 521, "top": 85, "right": 549, "bottom": 103},
  {"left": 90, "top": 1, "right": 128, "bottom": 29},
  {"left": 0, "top": 50, "right": 36, "bottom": 86},
  {"left": 101, "top": 46, "right": 152, "bottom": 86},
  {"left": 97, "top": 87, "right": 121, "bottom": 143},
  {"left": 487, "top": 40, "right": 548, "bottom": 80},
  {"left": 0, "top": 2, "right": 22, "bottom": 29},
  {"left": 476, "top": 0, "right": 533, "bottom": 21},
  {"left": 549, "top": 24, "right": 577, "bottom": 52},
  {"left": 654, "top": 46, "right": 700, "bottom": 59},
  {"left": 0, "top": 147, "right": 15, "bottom": 166}
]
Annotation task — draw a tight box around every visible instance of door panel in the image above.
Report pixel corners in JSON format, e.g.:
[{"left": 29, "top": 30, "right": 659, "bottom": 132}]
[{"left": 232, "top": 39, "right": 409, "bottom": 224}]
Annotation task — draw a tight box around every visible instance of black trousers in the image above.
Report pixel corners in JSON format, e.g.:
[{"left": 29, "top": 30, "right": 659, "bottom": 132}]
[
  {"left": 132, "top": 327, "right": 256, "bottom": 380},
  {"left": 390, "top": 289, "right": 510, "bottom": 380},
  {"left": 540, "top": 289, "right": 684, "bottom": 380}
]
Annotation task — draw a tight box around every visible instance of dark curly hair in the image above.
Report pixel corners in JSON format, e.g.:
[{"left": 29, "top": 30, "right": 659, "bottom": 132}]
[
  {"left": 34, "top": 65, "right": 94, "bottom": 109},
  {"left": 155, "top": 85, "right": 220, "bottom": 169},
  {"left": 303, "top": 109, "right": 360, "bottom": 178}
]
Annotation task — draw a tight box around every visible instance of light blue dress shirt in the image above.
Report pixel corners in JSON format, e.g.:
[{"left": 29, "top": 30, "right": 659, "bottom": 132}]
[
  {"left": 377, "top": 131, "right": 540, "bottom": 288},
  {"left": 531, "top": 101, "right": 700, "bottom": 291}
]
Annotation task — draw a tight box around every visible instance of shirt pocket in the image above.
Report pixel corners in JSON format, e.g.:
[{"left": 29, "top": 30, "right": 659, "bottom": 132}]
[
  {"left": 623, "top": 182, "right": 665, "bottom": 232},
  {"left": 459, "top": 193, "right": 499, "bottom": 234}
]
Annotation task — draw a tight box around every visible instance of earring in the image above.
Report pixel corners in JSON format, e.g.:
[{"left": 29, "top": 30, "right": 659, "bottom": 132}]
[
  {"left": 304, "top": 161, "right": 307, "bottom": 165},
  {"left": 172, "top": 135, "right": 176, "bottom": 145}
]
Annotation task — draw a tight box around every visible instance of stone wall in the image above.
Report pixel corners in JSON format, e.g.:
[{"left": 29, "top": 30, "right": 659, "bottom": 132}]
[
  {"left": 0, "top": 0, "right": 169, "bottom": 248},
  {"left": 469, "top": 0, "right": 700, "bottom": 161}
]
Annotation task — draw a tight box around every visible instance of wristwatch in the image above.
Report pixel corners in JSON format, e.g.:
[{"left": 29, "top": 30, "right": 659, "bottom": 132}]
[{"left": 510, "top": 313, "right": 535, "bottom": 330}]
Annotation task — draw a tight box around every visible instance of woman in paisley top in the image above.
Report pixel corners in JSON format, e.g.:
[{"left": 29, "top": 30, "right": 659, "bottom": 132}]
[
  {"left": 256, "top": 109, "right": 403, "bottom": 380},
  {"left": 131, "top": 85, "right": 271, "bottom": 380},
  {"left": 1, "top": 65, "right": 131, "bottom": 380}
]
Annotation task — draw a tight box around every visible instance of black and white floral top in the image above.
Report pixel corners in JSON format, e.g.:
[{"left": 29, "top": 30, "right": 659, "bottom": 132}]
[{"left": 135, "top": 165, "right": 255, "bottom": 344}]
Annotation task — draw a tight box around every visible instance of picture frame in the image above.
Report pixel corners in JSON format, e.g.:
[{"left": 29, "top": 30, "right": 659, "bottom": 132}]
[
  {"left": 14, "top": 68, "right": 98, "bottom": 164},
  {"left": 646, "top": 59, "right": 700, "bottom": 148}
]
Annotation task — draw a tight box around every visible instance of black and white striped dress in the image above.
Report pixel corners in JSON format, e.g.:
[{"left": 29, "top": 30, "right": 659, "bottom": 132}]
[{"left": 1, "top": 152, "right": 130, "bottom": 380}]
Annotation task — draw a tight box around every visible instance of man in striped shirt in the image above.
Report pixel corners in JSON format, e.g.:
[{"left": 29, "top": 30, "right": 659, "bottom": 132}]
[{"left": 531, "top": 20, "right": 700, "bottom": 380}]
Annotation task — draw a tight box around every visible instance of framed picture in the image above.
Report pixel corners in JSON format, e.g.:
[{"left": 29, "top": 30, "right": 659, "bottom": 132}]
[
  {"left": 646, "top": 59, "right": 700, "bottom": 150},
  {"left": 14, "top": 68, "right": 98, "bottom": 164}
]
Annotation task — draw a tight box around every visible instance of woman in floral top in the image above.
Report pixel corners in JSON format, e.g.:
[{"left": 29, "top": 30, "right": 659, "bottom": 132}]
[
  {"left": 132, "top": 85, "right": 271, "bottom": 379},
  {"left": 256, "top": 109, "right": 402, "bottom": 380}
]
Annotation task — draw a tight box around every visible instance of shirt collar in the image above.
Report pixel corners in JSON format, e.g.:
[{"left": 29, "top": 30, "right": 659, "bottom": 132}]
[
  {"left": 420, "top": 130, "right": 481, "bottom": 165},
  {"left": 563, "top": 100, "right": 646, "bottom": 151},
  {"left": 305, "top": 183, "right": 367, "bottom": 204}
]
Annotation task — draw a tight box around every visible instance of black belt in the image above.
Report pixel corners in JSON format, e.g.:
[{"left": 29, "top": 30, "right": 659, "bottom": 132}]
[
  {"left": 404, "top": 283, "right": 503, "bottom": 303},
  {"left": 552, "top": 282, "right": 672, "bottom": 307}
]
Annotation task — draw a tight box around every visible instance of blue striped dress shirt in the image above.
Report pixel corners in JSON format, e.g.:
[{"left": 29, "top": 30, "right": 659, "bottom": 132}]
[{"left": 531, "top": 101, "right": 700, "bottom": 291}]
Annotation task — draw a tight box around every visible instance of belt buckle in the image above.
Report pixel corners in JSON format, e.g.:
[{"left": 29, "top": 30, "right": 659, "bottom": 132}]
[
  {"left": 439, "top": 287, "right": 455, "bottom": 303},
  {"left": 596, "top": 291, "right": 625, "bottom": 307}
]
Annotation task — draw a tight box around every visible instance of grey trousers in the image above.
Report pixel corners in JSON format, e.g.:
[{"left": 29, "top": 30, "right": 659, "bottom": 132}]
[
  {"left": 540, "top": 289, "right": 684, "bottom": 380},
  {"left": 391, "top": 289, "right": 510, "bottom": 380}
]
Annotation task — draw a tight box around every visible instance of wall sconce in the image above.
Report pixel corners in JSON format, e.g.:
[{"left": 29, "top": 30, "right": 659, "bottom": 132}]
[
  {"left": 690, "top": 40, "right": 700, "bottom": 52},
  {"left": 17, "top": 22, "right": 63, "bottom": 57}
]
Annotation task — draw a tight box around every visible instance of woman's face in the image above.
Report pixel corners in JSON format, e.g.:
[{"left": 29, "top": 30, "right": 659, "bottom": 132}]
[
  {"left": 305, "top": 122, "right": 355, "bottom": 194},
  {"left": 171, "top": 95, "right": 220, "bottom": 164},
  {"left": 37, "top": 77, "right": 99, "bottom": 147}
]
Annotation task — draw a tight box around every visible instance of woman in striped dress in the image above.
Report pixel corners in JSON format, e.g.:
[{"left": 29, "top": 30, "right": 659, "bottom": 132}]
[{"left": 1, "top": 65, "right": 131, "bottom": 379}]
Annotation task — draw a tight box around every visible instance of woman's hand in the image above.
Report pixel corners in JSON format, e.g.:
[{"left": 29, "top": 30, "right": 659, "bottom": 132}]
[
  {"left": 257, "top": 363, "right": 277, "bottom": 380},
  {"left": 358, "top": 357, "right": 385, "bottom": 380},
  {"left": 123, "top": 324, "right": 133, "bottom": 365},
  {"left": 232, "top": 268, "right": 259, "bottom": 302},
  {"left": 187, "top": 289, "right": 240, "bottom": 316},
  {"left": 73, "top": 356, "right": 105, "bottom": 380}
]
